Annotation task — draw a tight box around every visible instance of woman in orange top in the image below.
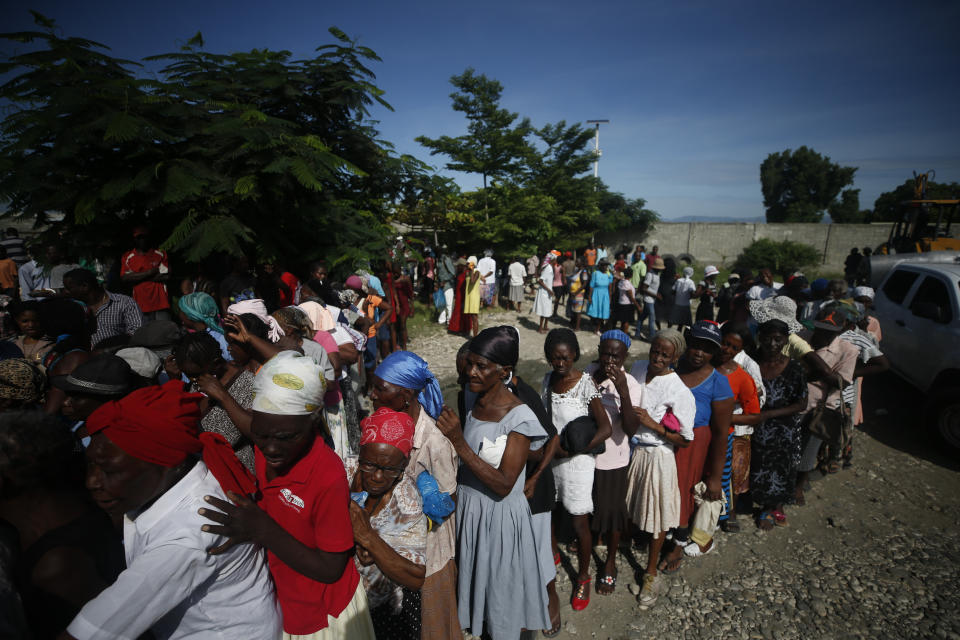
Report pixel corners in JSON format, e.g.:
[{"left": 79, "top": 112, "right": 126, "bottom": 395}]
[{"left": 713, "top": 323, "right": 760, "bottom": 532}]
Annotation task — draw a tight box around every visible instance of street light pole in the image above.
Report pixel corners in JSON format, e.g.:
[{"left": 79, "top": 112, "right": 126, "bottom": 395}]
[{"left": 586, "top": 119, "right": 609, "bottom": 180}]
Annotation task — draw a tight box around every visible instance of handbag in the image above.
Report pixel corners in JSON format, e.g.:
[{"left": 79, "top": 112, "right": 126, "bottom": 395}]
[
  {"left": 806, "top": 399, "right": 845, "bottom": 446},
  {"left": 547, "top": 386, "right": 606, "bottom": 456}
]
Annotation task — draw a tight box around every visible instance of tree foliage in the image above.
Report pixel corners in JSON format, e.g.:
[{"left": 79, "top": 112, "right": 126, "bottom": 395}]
[
  {"left": 871, "top": 178, "right": 960, "bottom": 222},
  {"left": 0, "top": 14, "right": 420, "bottom": 269},
  {"left": 734, "top": 238, "right": 821, "bottom": 276},
  {"left": 760, "top": 146, "right": 858, "bottom": 223},
  {"left": 413, "top": 69, "right": 657, "bottom": 255},
  {"left": 415, "top": 69, "right": 532, "bottom": 204}
]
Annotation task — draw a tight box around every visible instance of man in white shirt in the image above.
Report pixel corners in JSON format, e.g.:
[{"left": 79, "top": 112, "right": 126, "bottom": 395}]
[
  {"left": 65, "top": 382, "right": 281, "bottom": 640},
  {"left": 507, "top": 257, "right": 527, "bottom": 312},
  {"left": 476, "top": 250, "right": 497, "bottom": 308}
]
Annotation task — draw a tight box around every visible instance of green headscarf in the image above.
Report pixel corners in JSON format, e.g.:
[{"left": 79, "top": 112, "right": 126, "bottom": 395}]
[{"left": 178, "top": 293, "right": 224, "bottom": 333}]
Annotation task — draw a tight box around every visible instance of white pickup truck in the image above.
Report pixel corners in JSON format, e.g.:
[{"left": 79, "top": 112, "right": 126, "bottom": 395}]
[{"left": 872, "top": 259, "right": 960, "bottom": 450}]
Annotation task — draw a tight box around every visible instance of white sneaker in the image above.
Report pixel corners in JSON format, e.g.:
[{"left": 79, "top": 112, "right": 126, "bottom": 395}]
[
  {"left": 637, "top": 572, "right": 665, "bottom": 609},
  {"left": 683, "top": 539, "right": 717, "bottom": 558}
]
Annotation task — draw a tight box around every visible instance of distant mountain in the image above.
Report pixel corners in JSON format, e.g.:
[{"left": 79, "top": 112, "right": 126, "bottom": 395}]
[{"left": 664, "top": 215, "right": 766, "bottom": 223}]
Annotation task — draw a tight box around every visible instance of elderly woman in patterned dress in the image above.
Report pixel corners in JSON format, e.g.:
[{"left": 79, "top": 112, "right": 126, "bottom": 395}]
[{"left": 346, "top": 408, "right": 428, "bottom": 640}]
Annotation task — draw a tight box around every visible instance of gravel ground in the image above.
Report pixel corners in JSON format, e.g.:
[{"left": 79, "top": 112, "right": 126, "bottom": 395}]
[{"left": 404, "top": 302, "right": 960, "bottom": 640}]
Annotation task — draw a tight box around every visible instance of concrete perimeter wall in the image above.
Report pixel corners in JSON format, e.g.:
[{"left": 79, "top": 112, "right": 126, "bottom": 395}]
[{"left": 598, "top": 222, "right": 895, "bottom": 271}]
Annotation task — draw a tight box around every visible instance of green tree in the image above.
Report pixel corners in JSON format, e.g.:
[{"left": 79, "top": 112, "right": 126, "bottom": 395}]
[
  {"left": 596, "top": 188, "right": 658, "bottom": 237},
  {"left": 734, "top": 238, "right": 821, "bottom": 276},
  {"left": 828, "top": 188, "right": 864, "bottom": 222},
  {"left": 760, "top": 146, "right": 857, "bottom": 222},
  {"left": 415, "top": 68, "right": 533, "bottom": 215},
  {"left": 0, "top": 14, "right": 406, "bottom": 270},
  {"left": 871, "top": 178, "right": 960, "bottom": 222}
]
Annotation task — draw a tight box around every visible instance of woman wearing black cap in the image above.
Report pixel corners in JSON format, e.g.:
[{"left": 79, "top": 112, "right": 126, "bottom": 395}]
[{"left": 436, "top": 326, "right": 550, "bottom": 639}]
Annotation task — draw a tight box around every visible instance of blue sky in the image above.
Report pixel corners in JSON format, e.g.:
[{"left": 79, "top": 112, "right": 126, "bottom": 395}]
[{"left": 3, "top": 0, "right": 959, "bottom": 220}]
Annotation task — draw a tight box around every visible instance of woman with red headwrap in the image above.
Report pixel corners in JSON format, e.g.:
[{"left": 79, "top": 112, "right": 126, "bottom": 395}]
[
  {"left": 345, "top": 407, "right": 427, "bottom": 640},
  {"left": 61, "top": 381, "right": 280, "bottom": 640}
]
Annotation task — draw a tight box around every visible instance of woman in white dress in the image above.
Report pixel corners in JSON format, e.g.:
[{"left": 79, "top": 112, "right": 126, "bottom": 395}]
[
  {"left": 533, "top": 253, "right": 556, "bottom": 334},
  {"left": 540, "top": 328, "right": 611, "bottom": 612}
]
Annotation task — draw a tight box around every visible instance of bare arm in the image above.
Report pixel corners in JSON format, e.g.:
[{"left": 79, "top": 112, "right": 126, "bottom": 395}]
[
  {"left": 523, "top": 434, "right": 559, "bottom": 499},
  {"left": 613, "top": 372, "right": 642, "bottom": 437},
  {"left": 633, "top": 407, "right": 690, "bottom": 447},
  {"left": 584, "top": 396, "right": 613, "bottom": 452},
  {"left": 337, "top": 341, "right": 360, "bottom": 365},
  {"left": 854, "top": 354, "right": 889, "bottom": 378},
  {"left": 223, "top": 314, "right": 282, "bottom": 362},
  {"left": 350, "top": 503, "right": 425, "bottom": 591},
  {"left": 373, "top": 298, "right": 393, "bottom": 331},
  {"left": 200, "top": 493, "right": 352, "bottom": 584},
  {"left": 436, "top": 406, "right": 530, "bottom": 498},
  {"left": 705, "top": 397, "right": 735, "bottom": 499},
  {"left": 121, "top": 268, "right": 158, "bottom": 284},
  {"left": 196, "top": 374, "right": 253, "bottom": 440}
]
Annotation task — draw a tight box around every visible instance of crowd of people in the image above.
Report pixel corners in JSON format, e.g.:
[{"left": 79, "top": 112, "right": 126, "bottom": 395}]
[{"left": 0, "top": 226, "right": 891, "bottom": 640}]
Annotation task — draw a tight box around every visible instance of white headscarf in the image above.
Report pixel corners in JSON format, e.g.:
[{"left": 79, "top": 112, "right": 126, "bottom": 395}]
[
  {"left": 252, "top": 351, "right": 326, "bottom": 415},
  {"left": 227, "top": 298, "right": 285, "bottom": 343}
]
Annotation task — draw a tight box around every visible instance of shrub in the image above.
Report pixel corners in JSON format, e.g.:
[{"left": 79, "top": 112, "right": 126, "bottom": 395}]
[{"left": 734, "top": 238, "right": 821, "bottom": 276}]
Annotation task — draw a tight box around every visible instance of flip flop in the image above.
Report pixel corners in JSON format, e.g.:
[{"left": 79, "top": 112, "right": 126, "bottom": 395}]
[
  {"left": 542, "top": 613, "right": 562, "bottom": 638},
  {"left": 757, "top": 511, "right": 775, "bottom": 531},
  {"left": 657, "top": 550, "right": 684, "bottom": 574},
  {"left": 772, "top": 509, "right": 788, "bottom": 527},
  {"left": 720, "top": 518, "right": 741, "bottom": 533},
  {"left": 597, "top": 571, "right": 617, "bottom": 595}
]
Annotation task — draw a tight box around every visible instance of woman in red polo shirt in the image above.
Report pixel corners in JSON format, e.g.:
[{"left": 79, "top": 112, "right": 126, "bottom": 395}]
[{"left": 199, "top": 351, "right": 376, "bottom": 639}]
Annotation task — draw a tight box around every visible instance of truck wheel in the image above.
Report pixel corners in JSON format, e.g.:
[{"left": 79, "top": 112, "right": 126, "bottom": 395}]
[{"left": 930, "top": 387, "right": 960, "bottom": 452}]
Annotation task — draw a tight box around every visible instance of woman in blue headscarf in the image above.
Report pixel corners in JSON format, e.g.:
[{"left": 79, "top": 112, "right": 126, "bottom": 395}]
[
  {"left": 371, "top": 351, "right": 460, "bottom": 639},
  {"left": 178, "top": 292, "right": 231, "bottom": 361}
]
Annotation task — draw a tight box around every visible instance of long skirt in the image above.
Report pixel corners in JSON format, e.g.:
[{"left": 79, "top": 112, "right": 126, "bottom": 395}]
[
  {"left": 674, "top": 426, "right": 712, "bottom": 527},
  {"left": 419, "top": 560, "right": 460, "bottom": 640},
  {"left": 447, "top": 276, "right": 466, "bottom": 333},
  {"left": 625, "top": 446, "right": 680, "bottom": 534},
  {"left": 533, "top": 287, "right": 553, "bottom": 318},
  {"left": 370, "top": 588, "right": 421, "bottom": 640},
  {"left": 731, "top": 435, "right": 751, "bottom": 495},
  {"left": 591, "top": 466, "right": 630, "bottom": 533}
]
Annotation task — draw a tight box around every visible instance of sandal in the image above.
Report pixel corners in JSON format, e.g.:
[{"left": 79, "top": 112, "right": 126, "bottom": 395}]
[
  {"left": 571, "top": 578, "right": 591, "bottom": 611},
  {"left": 542, "top": 612, "right": 562, "bottom": 638},
  {"left": 758, "top": 511, "right": 775, "bottom": 531},
  {"left": 597, "top": 570, "right": 617, "bottom": 595},
  {"left": 822, "top": 460, "right": 841, "bottom": 474},
  {"left": 772, "top": 509, "right": 788, "bottom": 527},
  {"left": 720, "top": 518, "right": 741, "bottom": 533},
  {"left": 657, "top": 547, "right": 684, "bottom": 574},
  {"left": 553, "top": 551, "right": 561, "bottom": 566}
]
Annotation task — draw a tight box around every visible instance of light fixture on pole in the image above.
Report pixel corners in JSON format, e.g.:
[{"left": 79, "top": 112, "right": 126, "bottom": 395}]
[{"left": 586, "top": 119, "right": 609, "bottom": 179}]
